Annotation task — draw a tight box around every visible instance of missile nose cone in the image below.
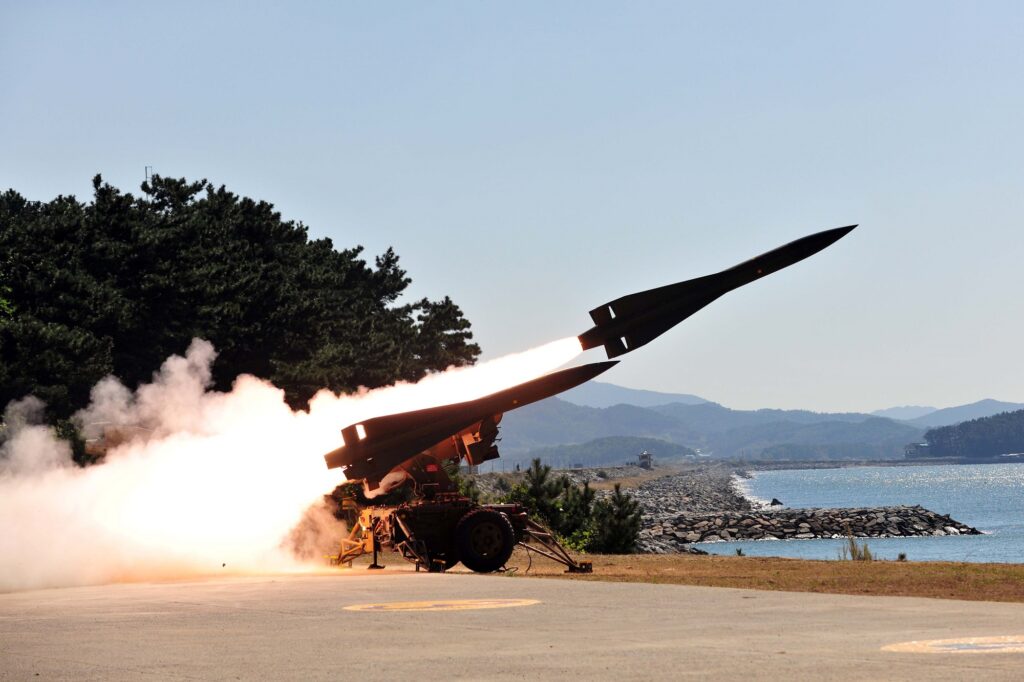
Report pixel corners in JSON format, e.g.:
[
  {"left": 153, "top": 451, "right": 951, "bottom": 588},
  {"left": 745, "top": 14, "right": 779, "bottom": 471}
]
[
  {"left": 819, "top": 224, "right": 857, "bottom": 245},
  {"left": 734, "top": 224, "right": 858, "bottom": 274},
  {"left": 788, "top": 224, "right": 856, "bottom": 261}
]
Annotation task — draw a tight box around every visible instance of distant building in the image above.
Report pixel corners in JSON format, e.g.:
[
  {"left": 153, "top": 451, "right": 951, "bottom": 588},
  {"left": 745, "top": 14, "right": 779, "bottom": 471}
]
[
  {"left": 638, "top": 450, "right": 653, "bottom": 469},
  {"left": 904, "top": 442, "right": 930, "bottom": 459}
]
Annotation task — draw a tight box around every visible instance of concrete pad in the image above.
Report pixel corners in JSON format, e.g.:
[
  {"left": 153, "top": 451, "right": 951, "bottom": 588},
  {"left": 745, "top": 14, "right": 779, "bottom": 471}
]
[{"left": 2, "top": 570, "right": 1023, "bottom": 680}]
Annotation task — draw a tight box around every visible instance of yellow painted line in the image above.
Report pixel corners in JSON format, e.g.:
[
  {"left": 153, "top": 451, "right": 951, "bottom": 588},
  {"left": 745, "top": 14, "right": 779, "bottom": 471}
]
[
  {"left": 883, "top": 635, "right": 1024, "bottom": 654},
  {"left": 344, "top": 598, "right": 540, "bottom": 612}
]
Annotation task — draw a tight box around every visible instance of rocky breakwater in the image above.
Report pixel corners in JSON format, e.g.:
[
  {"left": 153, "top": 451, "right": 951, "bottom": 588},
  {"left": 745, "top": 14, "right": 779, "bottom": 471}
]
[
  {"left": 634, "top": 465, "right": 752, "bottom": 515},
  {"left": 647, "top": 506, "right": 981, "bottom": 549},
  {"left": 635, "top": 465, "right": 752, "bottom": 553}
]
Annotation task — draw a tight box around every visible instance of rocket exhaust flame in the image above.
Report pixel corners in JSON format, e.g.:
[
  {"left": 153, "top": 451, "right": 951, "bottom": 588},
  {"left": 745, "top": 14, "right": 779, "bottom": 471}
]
[{"left": 0, "top": 337, "right": 584, "bottom": 592}]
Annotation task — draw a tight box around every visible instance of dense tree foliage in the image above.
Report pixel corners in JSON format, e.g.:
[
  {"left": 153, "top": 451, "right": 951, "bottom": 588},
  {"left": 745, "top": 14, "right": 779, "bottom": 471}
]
[
  {"left": 501, "top": 458, "right": 639, "bottom": 553},
  {"left": 924, "top": 409, "right": 1024, "bottom": 458},
  {"left": 0, "top": 257, "right": 12, "bottom": 317},
  {"left": 0, "top": 175, "right": 480, "bottom": 418}
]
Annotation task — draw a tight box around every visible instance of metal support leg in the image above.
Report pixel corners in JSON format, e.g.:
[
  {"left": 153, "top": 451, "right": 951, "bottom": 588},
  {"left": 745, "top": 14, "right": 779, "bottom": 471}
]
[{"left": 368, "top": 535, "right": 385, "bottom": 570}]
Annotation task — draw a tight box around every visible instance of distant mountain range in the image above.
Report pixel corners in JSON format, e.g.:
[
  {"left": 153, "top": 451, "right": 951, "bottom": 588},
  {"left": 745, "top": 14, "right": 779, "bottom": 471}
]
[
  {"left": 497, "top": 382, "right": 1024, "bottom": 466},
  {"left": 866, "top": 400, "right": 1024, "bottom": 426},
  {"left": 559, "top": 382, "right": 1023, "bottom": 429},
  {"left": 870, "top": 405, "right": 937, "bottom": 420},
  {"left": 904, "top": 400, "right": 1024, "bottom": 428},
  {"left": 557, "top": 381, "right": 706, "bottom": 408},
  {"left": 501, "top": 397, "right": 921, "bottom": 462}
]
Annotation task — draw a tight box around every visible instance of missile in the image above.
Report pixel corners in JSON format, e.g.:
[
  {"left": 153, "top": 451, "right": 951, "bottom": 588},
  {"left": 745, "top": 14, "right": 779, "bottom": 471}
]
[
  {"left": 325, "top": 360, "right": 617, "bottom": 487},
  {"left": 579, "top": 225, "right": 856, "bottom": 358}
]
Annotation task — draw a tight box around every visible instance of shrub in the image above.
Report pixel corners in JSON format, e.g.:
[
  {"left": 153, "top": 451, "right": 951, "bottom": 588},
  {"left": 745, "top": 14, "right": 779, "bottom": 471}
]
[
  {"left": 560, "top": 527, "right": 595, "bottom": 553},
  {"left": 441, "top": 459, "right": 481, "bottom": 502},
  {"left": 838, "top": 534, "right": 873, "bottom": 561}
]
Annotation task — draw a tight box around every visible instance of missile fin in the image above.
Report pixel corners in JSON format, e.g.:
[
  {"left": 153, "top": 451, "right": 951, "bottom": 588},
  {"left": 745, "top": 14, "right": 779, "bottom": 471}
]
[{"left": 589, "top": 305, "right": 614, "bottom": 326}]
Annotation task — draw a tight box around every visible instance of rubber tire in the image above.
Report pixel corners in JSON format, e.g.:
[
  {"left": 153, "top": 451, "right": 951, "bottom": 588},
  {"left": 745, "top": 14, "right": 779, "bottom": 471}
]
[{"left": 454, "top": 509, "right": 515, "bottom": 573}]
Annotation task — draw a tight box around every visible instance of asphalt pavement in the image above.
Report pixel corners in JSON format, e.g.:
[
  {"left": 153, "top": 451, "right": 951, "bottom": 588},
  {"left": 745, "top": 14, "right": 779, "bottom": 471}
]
[{"left": 1, "top": 568, "right": 1022, "bottom": 680}]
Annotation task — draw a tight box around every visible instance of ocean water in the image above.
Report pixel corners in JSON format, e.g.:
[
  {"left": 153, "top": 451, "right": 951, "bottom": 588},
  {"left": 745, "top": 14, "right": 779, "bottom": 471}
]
[{"left": 701, "top": 463, "right": 1024, "bottom": 563}]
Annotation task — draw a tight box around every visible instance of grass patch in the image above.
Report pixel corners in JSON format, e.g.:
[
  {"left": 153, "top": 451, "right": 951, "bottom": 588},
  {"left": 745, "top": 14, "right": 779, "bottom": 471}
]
[
  {"left": 491, "top": 549, "right": 1024, "bottom": 603},
  {"left": 586, "top": 469, "right": 669, "bottom": 491}
]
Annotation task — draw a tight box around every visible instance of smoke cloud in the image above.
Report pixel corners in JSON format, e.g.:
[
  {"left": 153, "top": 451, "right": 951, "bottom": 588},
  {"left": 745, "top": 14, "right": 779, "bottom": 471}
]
[{"left": 0, "top": 337, "right": 581, "bottom": 592}]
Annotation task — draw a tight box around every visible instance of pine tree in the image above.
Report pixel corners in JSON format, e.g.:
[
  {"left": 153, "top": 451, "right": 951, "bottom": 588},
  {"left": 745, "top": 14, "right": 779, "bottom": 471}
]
[
  {"left": 523, "top": 458, "right": 564, "bottom": 525},
  {"left": 555, "top": 481, "right": 595, "bottom": 537},
  {"left": 503, "top": 458, "right": 564, "bottom": 527},
  {"left": 589, "top": 483, "right": 641, "bottom": 554}
]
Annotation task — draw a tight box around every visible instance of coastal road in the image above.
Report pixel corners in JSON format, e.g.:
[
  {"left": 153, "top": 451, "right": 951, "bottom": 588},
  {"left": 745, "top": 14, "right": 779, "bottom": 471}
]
[{"left": 2, "top": 570, "right": 1023, "bottom": 680}]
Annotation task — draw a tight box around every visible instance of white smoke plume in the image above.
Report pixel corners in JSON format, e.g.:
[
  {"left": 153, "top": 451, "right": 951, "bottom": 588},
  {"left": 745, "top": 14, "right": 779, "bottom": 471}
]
[
  {"left": 0, "top": 337, "right": 582, "bottom": 592},
  {"left": 1, "top": 397, "right": 73, "bottom": 477}
]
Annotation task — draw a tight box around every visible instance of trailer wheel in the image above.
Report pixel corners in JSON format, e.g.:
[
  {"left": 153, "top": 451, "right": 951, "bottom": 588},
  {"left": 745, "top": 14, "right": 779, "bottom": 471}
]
[{"left": 455, "top": 509, "right": 515, "bottom": 573}]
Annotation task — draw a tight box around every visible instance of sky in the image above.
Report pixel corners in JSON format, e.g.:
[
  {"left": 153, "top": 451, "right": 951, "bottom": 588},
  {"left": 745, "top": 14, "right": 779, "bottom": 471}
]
[{"left": 1, "top": 2, "right": 1021, "bottom": 413}]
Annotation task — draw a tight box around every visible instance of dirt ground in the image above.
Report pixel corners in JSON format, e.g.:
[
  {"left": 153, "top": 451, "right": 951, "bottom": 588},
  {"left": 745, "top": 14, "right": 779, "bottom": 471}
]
[
  {"left": 585, "top": 467, "right": 669, "bottom": 490},
  {"left": 474, "top": 548, "right": 1024, "bottom": 603}
]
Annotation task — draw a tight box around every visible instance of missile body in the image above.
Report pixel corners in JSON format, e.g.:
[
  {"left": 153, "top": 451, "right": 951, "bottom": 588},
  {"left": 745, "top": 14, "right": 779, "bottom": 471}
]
[
  {"left": 579, "top": 225, "right": 856, "bottom": 358},
  {"left": 325, "top": 360, "right": 616, "bottom": 487}
]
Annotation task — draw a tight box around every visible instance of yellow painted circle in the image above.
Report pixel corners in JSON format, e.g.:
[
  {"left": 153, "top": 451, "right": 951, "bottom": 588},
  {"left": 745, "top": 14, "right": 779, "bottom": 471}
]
[
  {"left": 344, "top": 598, "right": 540, "bottom": 612},
  {"left": 883, "top": 635, "right": 1024, "bottom": 655}
]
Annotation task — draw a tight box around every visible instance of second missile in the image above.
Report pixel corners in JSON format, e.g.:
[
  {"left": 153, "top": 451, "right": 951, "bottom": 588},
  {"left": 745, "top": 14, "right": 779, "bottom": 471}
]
[{"left": 579, "top": 224, "right": 856, "bottom": 358}]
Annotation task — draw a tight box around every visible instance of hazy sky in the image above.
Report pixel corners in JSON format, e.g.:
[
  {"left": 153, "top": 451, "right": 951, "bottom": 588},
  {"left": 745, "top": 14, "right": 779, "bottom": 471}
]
[{"left": 2, "top": 2, "right": 1021, "bottom": 412}]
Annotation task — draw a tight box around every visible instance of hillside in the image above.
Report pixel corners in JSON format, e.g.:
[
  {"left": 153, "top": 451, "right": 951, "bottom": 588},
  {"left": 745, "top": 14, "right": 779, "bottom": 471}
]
[
  {"left": 923, "top": 408, "right": 1024, "bottom": 459},
  {"left": 511, "top": 436, "right": 697, "bottom": 467},
  {"left": 649, "top": 402, "right": 873, "bottom": 432},
  {"left": 710, "top": 416, "right": 920, "bottom": 460},
  {"left": 495, "top": 398, "right": 693, "bottom": 452}
]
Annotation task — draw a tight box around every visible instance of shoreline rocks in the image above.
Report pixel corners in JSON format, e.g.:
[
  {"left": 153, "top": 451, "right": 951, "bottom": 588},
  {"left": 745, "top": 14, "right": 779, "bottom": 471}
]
[{"left": 641, "top": 506, "right": 980, "bottom": 552}]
